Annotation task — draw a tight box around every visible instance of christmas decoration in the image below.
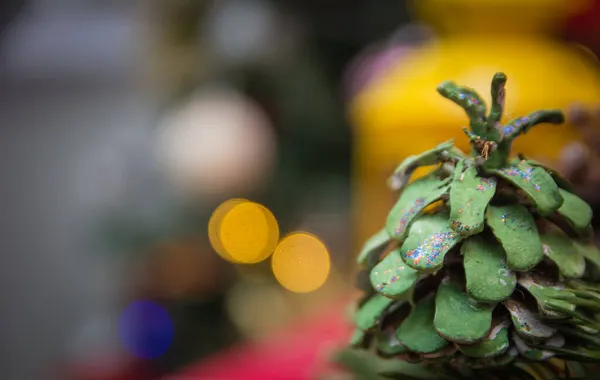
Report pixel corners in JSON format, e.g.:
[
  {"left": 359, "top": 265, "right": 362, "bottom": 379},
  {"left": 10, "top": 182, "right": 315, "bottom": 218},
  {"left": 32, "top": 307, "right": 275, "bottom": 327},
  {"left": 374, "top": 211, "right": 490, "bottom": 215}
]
[
  {"left": 349, "top": 0, "right": 600, "bottom": 252},
  {"left": 157, "top": 87, "right": 277, "bottom": 200},
  {"left": 338, "top": 73, "right": 600, "bottom": 379}
]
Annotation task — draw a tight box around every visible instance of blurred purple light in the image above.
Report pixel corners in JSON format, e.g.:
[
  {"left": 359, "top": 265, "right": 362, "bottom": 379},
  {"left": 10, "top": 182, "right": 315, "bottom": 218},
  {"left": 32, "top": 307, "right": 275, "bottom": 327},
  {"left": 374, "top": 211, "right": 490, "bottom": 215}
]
[{"left": 118, "top": 300, "right": 174, "bottom": 359}]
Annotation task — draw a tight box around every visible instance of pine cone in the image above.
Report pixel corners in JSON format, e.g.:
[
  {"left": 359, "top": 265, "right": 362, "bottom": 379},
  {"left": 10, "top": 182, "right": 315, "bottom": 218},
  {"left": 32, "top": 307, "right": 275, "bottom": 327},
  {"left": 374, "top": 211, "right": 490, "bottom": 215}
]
[{"left": 337, "top": 73, "right": 600, "bottom": 380}]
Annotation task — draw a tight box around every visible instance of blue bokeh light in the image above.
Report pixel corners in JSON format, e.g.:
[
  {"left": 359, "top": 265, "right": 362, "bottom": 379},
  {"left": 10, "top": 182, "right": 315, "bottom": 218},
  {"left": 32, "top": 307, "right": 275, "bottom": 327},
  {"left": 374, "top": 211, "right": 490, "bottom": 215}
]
[{"left": 118, "top": 300, "right": 174, "bottom": 359}]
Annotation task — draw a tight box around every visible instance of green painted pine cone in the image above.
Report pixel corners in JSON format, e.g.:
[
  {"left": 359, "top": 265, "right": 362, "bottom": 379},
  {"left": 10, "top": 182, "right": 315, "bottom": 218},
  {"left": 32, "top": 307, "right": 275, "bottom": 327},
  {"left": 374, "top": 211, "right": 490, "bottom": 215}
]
[{"left": 340, "top": 73, "right": 600, "bottom": 380}]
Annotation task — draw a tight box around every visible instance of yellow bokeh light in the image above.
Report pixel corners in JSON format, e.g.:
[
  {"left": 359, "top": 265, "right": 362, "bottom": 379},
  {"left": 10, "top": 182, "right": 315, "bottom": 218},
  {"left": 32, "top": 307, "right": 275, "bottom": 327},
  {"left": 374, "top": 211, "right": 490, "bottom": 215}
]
[
  {"left": 208, "top": 198, "right": 246, "bottom": 263},
  {"left": 271, "top": 232, "right": 331, "bottom": 293},
  {"left": 208, "top": 199, "right": 279, "bottom": 264}
]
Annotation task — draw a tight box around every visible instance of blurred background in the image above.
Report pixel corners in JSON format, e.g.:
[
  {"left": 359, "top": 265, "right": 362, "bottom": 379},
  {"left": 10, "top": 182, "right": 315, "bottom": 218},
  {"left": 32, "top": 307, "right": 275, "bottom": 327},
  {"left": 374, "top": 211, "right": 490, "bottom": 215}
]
[{"left": 0, "top": 0, "right": 599, "bottom": 379}]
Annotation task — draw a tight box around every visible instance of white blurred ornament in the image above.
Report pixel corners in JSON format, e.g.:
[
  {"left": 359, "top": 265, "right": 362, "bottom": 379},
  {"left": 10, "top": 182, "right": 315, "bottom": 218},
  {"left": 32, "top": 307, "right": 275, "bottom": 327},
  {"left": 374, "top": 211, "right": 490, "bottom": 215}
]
[{"left": 157, "top": 87, "right": 276, "bottom": 199}]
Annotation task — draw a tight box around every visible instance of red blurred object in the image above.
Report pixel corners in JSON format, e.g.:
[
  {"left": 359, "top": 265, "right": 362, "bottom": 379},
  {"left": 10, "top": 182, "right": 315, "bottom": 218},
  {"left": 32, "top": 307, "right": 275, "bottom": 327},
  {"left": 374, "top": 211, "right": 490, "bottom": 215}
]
[
  {"left": 66, "top": 357, "right": 158, "bottom": 380},
  {"left": 564, "top": 0, "right": 600, "bottom": 54},
  {"left": 168, "top": 302, "right": 353, "bottom": 380}
]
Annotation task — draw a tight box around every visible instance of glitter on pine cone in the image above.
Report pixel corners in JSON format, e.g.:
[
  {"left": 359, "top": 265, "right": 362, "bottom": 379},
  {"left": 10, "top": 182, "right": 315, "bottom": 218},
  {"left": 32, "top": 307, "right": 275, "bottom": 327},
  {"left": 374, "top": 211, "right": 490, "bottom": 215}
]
[{"left": 338, "top": 73, "right": 600, "bottom": 380}]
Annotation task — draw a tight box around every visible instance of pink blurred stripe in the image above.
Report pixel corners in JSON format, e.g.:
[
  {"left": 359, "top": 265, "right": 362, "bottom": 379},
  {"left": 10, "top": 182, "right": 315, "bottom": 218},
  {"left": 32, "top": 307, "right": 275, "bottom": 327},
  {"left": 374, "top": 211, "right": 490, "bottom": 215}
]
[{"left": 168, "top": 300, "right": 353, "bottom": 380}]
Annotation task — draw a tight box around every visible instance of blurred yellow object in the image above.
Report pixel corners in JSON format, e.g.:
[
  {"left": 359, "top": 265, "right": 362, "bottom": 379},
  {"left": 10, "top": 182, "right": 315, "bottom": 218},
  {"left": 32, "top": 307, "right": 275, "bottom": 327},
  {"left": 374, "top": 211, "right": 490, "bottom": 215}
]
[
  {"left": 349, "top": 0, "right": 600, "bottom": 249},
  {"left": 209, "top": 198, "right": 245, "bottom": 263},
  {"left": 272, "top": 232, "right": 331, "bottom": 293},
  {"left": 208, "top": 199, "right": 279, "bottom": 263},
  {"left": 226, "top": 281, "right": 292, "bottom": 339}
]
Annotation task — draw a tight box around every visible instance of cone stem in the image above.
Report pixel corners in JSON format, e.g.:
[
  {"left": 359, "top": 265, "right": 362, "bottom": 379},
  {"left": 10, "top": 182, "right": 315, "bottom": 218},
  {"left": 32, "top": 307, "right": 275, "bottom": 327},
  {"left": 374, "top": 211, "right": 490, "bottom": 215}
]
[{"left": 437, "top": 72, "right": 565, "bottom": 170}]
